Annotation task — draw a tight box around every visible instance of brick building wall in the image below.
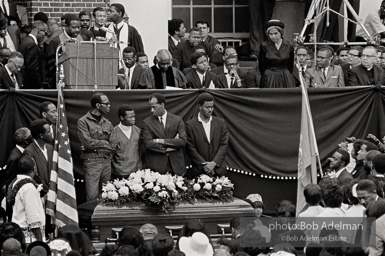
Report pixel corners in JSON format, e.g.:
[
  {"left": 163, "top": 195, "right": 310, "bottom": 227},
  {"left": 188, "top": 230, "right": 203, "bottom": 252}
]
[{"left": 13, "top": 0, "right": 110, "bottom": 24}]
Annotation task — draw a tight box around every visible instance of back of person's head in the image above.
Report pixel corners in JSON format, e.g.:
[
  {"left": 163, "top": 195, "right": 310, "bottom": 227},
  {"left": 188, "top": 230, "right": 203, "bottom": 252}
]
[
  {"left": 319, "top": 247, "right": 344, "bottom": 256},
  {"left": 345, "top": 181, "right": 359, "bottom": 205},
  {"left": 168, "top": 250, "right": 186, "bottom": 256},
  {"left": 356, "top": 179, "right": 377, "bottom": 193},
  {"left": 34, "top": 12, "right": 48, "bottom": 23},
  {"left": 66, "top": 250, "right": 82, "bottom": 256},
  {"left": 366, "top": 199, "right": 385, "bottom": 218},
  {"left": 366, "top": 174, "right": 384, "bottom": 198},
  {"left": 117, "top": 226, "right": 143, "bottom": 248},
  {"left": 214, "top": 248, "right": 231, "bottom": 256},
  {"left": 366, "top": 150, "right": 381, "bottom": 163},
  {"left": 272, "top": 243, "right": 297, "bottom": 255},
  {"left": 2, "top": 238, "right": 21, "bottom": 256},
  {"left": 305, "top": 243, "right": 323, "bottom": 256},
  {"left": 343, "top": 247, "right": 365, "bottom": 256},
  {"left": 113, "top": 245, "right": 138, "bottom": 256},
  {"left": 17, "top": 155, "right": 35, "bottom": 175},
  {"left": 29, "top": 118, "right": 48, "bottom": 139},
  {"left": 362, "top": 141, "right": 378, "bottom": 152},
  {"left": 100, "top": 244, "right": 118, "bottom": 256},
  {"left": 321, "top": 183, "right": 343, "bottom": 208},
  {"left": 152, "top": 233, "right": 174, "bottom": 256},
  {"left": 14, "top": 127, "right": 31, "bottom": 146},
  {"left": 276, "top": 200, "right": 296, "bottom": 217},
  {"left": 216, "top": 237, "right": 236, "bottom": 255},
  {"left": 182, "top": 219, "right": 207, "bottom": 237},
  {"left": 230, "top": 216, "right": 240, "bottom": 230},
  {"left": 373, "top": 154, "right": 385, "bottom": 174},
  {"left": 304, "top": 184, "right": 322, "bottom": 206},
  {"left": 0, "top": 222, "right": 25, "bottom": 252}
]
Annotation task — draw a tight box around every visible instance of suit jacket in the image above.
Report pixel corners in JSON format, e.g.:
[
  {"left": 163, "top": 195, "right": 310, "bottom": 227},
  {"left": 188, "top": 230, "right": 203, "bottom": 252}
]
[
  {"left": 185, "top": 70, "right": 218, "bottom": 89},
  {"left": 0, "top": 0, "right": 18, "bottom": 20},
  {"left": 216, "top": 68, "right": 246, "bottom": 88},
  {"left": 0, "top": 66, "right": 22, "bottom": 89},
  {"left": 141, "top": 112, "right": 187, "bottom": 175},
  {"left": 305, "top": 65, "right": 345, "bottom": 87},
  {"left": 168, "top": 36, "right": 179, "bottom": 57},
  {"left": 19, "top": 36, "right": 42, "bottom": 89},
  {"left": 117, "top": 65, "right": 146, "bottom": 89},
  {"left": 185, "top": 116, "right": 229, "bottom": 179},
  {"left": 173, "top": 40, "right": 207, "bottom": 71},
  {"left": 341, "top": 63, "right": 351, "bottom": 86},
  {"left": 243, "top": 67, "right": 261, "bottom": 88},
  {"left": 3, "top": 147, "right": 22, "bottom": 187},
  {"left": 23, "top": 141, "right": 53, "bottom": 194},
  {"left": 210, "top": 65, "right": 225, "bottom": 76},
  {"left": 337, "top": 168, "right": 353, "bottom": 187},
  {"left": 348, "top": 64, "right": 385, "bottom": 86},
  {"left": 6, "top": 26, "right": 20, "bottom": 50}
]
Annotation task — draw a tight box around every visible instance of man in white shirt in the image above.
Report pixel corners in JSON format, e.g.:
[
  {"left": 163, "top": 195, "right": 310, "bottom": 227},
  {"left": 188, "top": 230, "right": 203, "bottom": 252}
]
[
  {"left": 117, "top": 46, "right": 146, "bottom": 89},
  {"left": 298, "top": 184, "right": 324, "bottom": 217},
  {"left": 8, "top": 155, "right": 45, "bottom": 243},
  {"left": 0, "top": 50, "right": 23, "bottom": 89},
  {"left": 168, "top": 18, "right": 186, "bottom": 57},
  {"left": 0, "top": 12, "right": 17, "bottom": 51},
  {"left": 185, "top": 93, "right": 229, "bottom": 179},
  {"left": 326, "top": 149, "right": 353, "bottom": 188}
]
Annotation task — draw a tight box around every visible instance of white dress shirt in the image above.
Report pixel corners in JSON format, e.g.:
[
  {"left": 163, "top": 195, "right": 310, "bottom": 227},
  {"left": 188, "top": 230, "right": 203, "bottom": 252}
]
[{"left": 198, "top": 112, "right": 212, "bottom": 143}]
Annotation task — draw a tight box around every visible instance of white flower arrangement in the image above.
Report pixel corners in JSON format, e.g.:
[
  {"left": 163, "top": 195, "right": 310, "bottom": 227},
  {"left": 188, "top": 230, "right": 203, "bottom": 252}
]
[{"left": 100, "top": 170, "right": 234, "bottom": 212}]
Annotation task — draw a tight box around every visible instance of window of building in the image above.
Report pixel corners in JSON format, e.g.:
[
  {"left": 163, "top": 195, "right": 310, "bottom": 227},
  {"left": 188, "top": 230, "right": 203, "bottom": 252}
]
[{"left": 172, "top": 0, "right": 250, "bottom": 39}]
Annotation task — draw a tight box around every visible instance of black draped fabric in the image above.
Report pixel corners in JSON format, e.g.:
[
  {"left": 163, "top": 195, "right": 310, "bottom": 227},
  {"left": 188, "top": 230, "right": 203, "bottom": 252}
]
[{"left": 1, "top": 87, "right": 385, "bottom": 212}]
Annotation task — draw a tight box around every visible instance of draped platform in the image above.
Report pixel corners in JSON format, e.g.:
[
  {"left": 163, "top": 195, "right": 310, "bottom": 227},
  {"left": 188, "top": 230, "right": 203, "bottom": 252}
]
[{"left": 1, "top": 87, "right": 384, "bottom": 213}]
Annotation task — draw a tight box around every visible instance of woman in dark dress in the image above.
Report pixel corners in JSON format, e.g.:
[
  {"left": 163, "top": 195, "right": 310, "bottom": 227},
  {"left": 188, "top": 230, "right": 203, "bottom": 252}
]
[{"left": 259, "top": 20, "right": 296, "bottom": 88}]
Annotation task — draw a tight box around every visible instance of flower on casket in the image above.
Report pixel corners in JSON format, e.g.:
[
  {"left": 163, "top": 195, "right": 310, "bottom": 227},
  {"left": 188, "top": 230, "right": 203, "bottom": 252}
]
[
  {"left": 131, "top": 184, "right": 144, "bottom": 193},
  {"left": 107, "top": 191, "right": 119, "bottom": 200},
  {"left": 204, "top": 183, "right": 212, "bottom": 190},
  {"left": 153, "top": 185, "right": 161, "bottom": 192},
  {"left": 198, "top": 174, "right": 213, "bottom": 183},
  {"left": 113, "top": 179, "right": 126, "bottom": 189},
  {"left": 102, "top": 192, "right": 108, "bottom": 198},
  {"left": 193, "top": 184, "right": 201, "bottom": 191},
  {"left": 145, "top": 182, "right": 154, "bottom": 189},
  {"left": 158, "top": 191, "right": 169, "bottom": 198},
  {"left": 215, "top": 184, "right": 222, "bottom": 192},
  {"left": 103, "top": 183, "right": 116, "bottom": 192},
  {"left": 118, "top": 186, "right": 129, "bottom": 196}
]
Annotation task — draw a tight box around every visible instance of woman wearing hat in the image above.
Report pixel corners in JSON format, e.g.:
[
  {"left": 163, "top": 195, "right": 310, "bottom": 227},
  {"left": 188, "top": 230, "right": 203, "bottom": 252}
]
[{"left": 258, "top": 20, "right": 296, "bottom": 88}]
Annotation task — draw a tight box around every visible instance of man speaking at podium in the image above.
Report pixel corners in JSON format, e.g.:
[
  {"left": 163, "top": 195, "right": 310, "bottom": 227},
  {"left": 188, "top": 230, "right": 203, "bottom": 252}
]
[{"left": 106, "top": 3, "right": 144, "bottom": 54}]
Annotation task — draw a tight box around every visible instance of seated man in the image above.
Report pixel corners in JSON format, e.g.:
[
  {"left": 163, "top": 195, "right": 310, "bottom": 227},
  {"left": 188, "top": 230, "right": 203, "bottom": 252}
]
[
  {"left": 136, "top": 52, "right": 149, "bottom": 69},
  {"left": 0, "top": 50, "right": 23, "bottom": 89},
  {"left": 333, "top": 46, "right": 349, "bottom": 65},
  {"left": 117, "top": 46, "right": 146, "bottom": 89},
  {"left": 215, "top": 54, "right": 245, "bottom": 88},
  {"left": 341, "top": 46, "right": 362, "bottom": 85},
  {"left": 185, "top": 52, "right": 218, "bottom": 89},
  {"left": 173, "top": 27, "right": 208, "bottom": 71},
  {"left": 305, "top": 46, "right": 344, "bottom": 87},
  {"left": 348, "top": 46, "right": 385, "bottom": 86},
  {"left": 139, "top": 49, "right": 187, "bottom": 89}
]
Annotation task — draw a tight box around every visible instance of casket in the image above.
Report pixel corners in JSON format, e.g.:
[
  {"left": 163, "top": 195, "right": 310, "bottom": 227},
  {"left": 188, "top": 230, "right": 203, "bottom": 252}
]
[{"left": 91, "top": 198, "right": 255, "bottom": 241}]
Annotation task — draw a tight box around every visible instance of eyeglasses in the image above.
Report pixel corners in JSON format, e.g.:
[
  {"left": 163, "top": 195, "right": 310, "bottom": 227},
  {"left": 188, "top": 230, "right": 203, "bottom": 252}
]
[
  {"left": 39, "top": 29, "right": 48, "bottom": 35},
  {"left": 99, "top": 102, "right": 111, "bottom": 106},
  {"left": 361, "top": 54, "right": 376, "bottom": 59},
  {"left": 9, "top": 60, "right": 23, "bottom": 69},
  {"left": 348, "top": 53, "right": 359, "bottom": 57}
]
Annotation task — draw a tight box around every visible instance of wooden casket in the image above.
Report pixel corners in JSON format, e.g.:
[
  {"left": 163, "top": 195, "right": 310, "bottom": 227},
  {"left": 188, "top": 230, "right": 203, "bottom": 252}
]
[{"left": 91, "top": 198, "right": 255, "bottom": 241}]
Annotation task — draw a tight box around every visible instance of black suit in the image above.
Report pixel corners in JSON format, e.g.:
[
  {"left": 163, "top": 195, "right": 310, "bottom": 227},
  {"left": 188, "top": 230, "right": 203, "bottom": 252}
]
[
  {"left": 341, "top": 63, "right": 351, "bottom": 86},
  {"left": 337, "top": 168, "right": 353, "bottom": 187},
  {"left": 117, "top": 65, "right": 146, "bottom": 89},
  {"left": 216, "top": 69, "right": 246, "bottom": 88},
  {"left": 0, "top": 0, "right": 18, "bottom": 20},
  {"left": 185, "top": 116, "right": 229, "bottom": 179},
  {"left": 0, "top": 66, "right": 22, "bottom": 89},
  {"left": 185, "top": 70, "right": 218, "bottom": 89},
  {"left": 141, "top": 113, "right": 187, "bottom": 176},
  {"left": 19, "top": 36, "right": 42, "bottom": 89},
  {"left": 23, "top": 141, "right": 53, "bottom": 195},
  {"left": 243, "top": 67, "right": 261, "bottom": 88},
  {"left": 348, "top": 64, "right": 385, "bottom": 86}
]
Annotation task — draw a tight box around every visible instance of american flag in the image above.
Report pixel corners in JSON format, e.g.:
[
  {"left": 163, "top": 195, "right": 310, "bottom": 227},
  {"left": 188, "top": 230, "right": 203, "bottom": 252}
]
[{"left": 46, "top": 86, "right": 78, "bottom": 227}]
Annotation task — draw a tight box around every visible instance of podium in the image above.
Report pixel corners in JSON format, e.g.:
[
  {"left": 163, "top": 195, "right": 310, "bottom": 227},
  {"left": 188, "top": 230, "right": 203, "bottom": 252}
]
[{"left": 59, "top": 42, "right": 119, "bottom": 89}]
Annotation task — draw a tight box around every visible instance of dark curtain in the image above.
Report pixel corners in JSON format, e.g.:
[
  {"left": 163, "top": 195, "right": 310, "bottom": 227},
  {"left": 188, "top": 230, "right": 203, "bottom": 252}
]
[{"left": 1, "top": 87, "right": 384, "bottom": 212}]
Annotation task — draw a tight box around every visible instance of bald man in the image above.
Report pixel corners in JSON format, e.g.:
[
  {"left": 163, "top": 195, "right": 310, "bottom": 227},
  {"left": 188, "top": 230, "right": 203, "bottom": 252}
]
[{"left": 139, "top": 49, "right": 187, "bottom": 89}]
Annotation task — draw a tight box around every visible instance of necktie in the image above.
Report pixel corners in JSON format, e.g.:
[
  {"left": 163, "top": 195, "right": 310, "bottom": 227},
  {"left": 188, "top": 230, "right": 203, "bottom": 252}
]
[
  {"left": 125, "top": 68, "right": 131, "bottom": 89},
  {"left": 323, "top": 68, "right": 327, "bottom": 78},
  {"left": 202, "top": 74, "right": 205, "bottom": 87},
  {"left": 160, "top": 116, "right": 165, "bottom": 129},
  {"left": 301, "top": 67, "right": 305, "bottom": 77},
  {"left": 11, "top": 73, "right": 17, "bottom": 89},
  {"left": 2, "top": 0, "right": 7, "bottom": 16},
  {"left": 0, "top": 35, "right": 6, "bottom": 48},
  {"left": 230, "top": 77, "right": 234, "bottom": 88}
]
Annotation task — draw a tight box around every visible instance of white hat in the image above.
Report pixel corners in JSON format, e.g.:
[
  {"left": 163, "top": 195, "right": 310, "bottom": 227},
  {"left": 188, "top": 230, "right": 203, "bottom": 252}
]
[
  {"left": 179, "top": 232, "right": 213, "bottom": 256},
  {"left": 246, "top": 193, "right": 263, "bottom": 203},
  {"left": 352, "top": 184, "right": 358, "bottom": 198}
]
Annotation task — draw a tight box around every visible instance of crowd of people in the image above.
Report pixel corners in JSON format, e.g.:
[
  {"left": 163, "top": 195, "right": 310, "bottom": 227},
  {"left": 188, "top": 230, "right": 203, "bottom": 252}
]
[{"left": 2, "top": 1, "right": 385, "bottom": 90}]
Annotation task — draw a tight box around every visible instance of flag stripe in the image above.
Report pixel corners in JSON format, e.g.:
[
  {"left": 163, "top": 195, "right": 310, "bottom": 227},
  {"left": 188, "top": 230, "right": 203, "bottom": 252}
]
[{"left": 46, "top": 88, "right": 78, "bottom": 227}]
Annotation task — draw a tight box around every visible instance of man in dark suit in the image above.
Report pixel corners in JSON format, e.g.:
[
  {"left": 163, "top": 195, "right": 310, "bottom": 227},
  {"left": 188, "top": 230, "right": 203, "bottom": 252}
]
[
  {"left": 141, "top": 93, "right": 187, "bottom": 176},
  {"left": 341, "top": 46, "right": 362, "bottom": 86},
  {"left": 327, "top": 149, "right": 353, "bottom": 188},
  {"left": 185, "top": 93, "right": 229, "bottom": 179},
  {"left": 0, "top": 50, "right": 23, "bottom": 89},
  {"left": 356, "top": 179, "right": 385, "bottom": 208},
  {"left": 0, "top": 13, "right": 19, "bottom": 51},
  {"left": 216, "top": 55, "right": 245, "bottom": 88},
  {"left": 185, "top": 52, "right": 218, "bottom": 89},
  {"left": 348, "top": 46, "right": 385, "bottom": 86},
  {"left": 117, "top": 46, "right": 146, "bottom": 89},
  {"left": 0, "top": 127, "right": 32, "bottom": 221},
  {"left": 168, "top": 18, "right": 186, "bottom": 57},
  {"left": 0, "top": 0, "right": 18, "bottom": 21},
  {"left": 23, "top": 119, "right": 53, "bottom": 196},
  {"left": 19, "top": 20, "right": 47, "bottom": 89},
  {"left": 293, "top": 46, "right": 310, "bottom": 87}
]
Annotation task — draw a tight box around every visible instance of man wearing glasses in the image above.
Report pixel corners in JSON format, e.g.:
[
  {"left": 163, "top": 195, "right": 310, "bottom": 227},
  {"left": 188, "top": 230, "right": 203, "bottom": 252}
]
[
  {"left": 77, "top": 92, "right": 116, "bottom": 201},
  {"left": 215, "top": 54, "right": 244, "bottom": 88},
  {"left": 0, "top": 50, "right": 23, "bottom": 89},
  {"left": 348, "top": 46, "right": 385, "bottom": 86},
  {"left": 19, "top": 20, "right": 47, "bottom": 89},
  {"left": 341, "top": 46, "right": 363, "bottom": 86},
  {"left": 305, "top": 46, "right": 344, "bottom": 88}
]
